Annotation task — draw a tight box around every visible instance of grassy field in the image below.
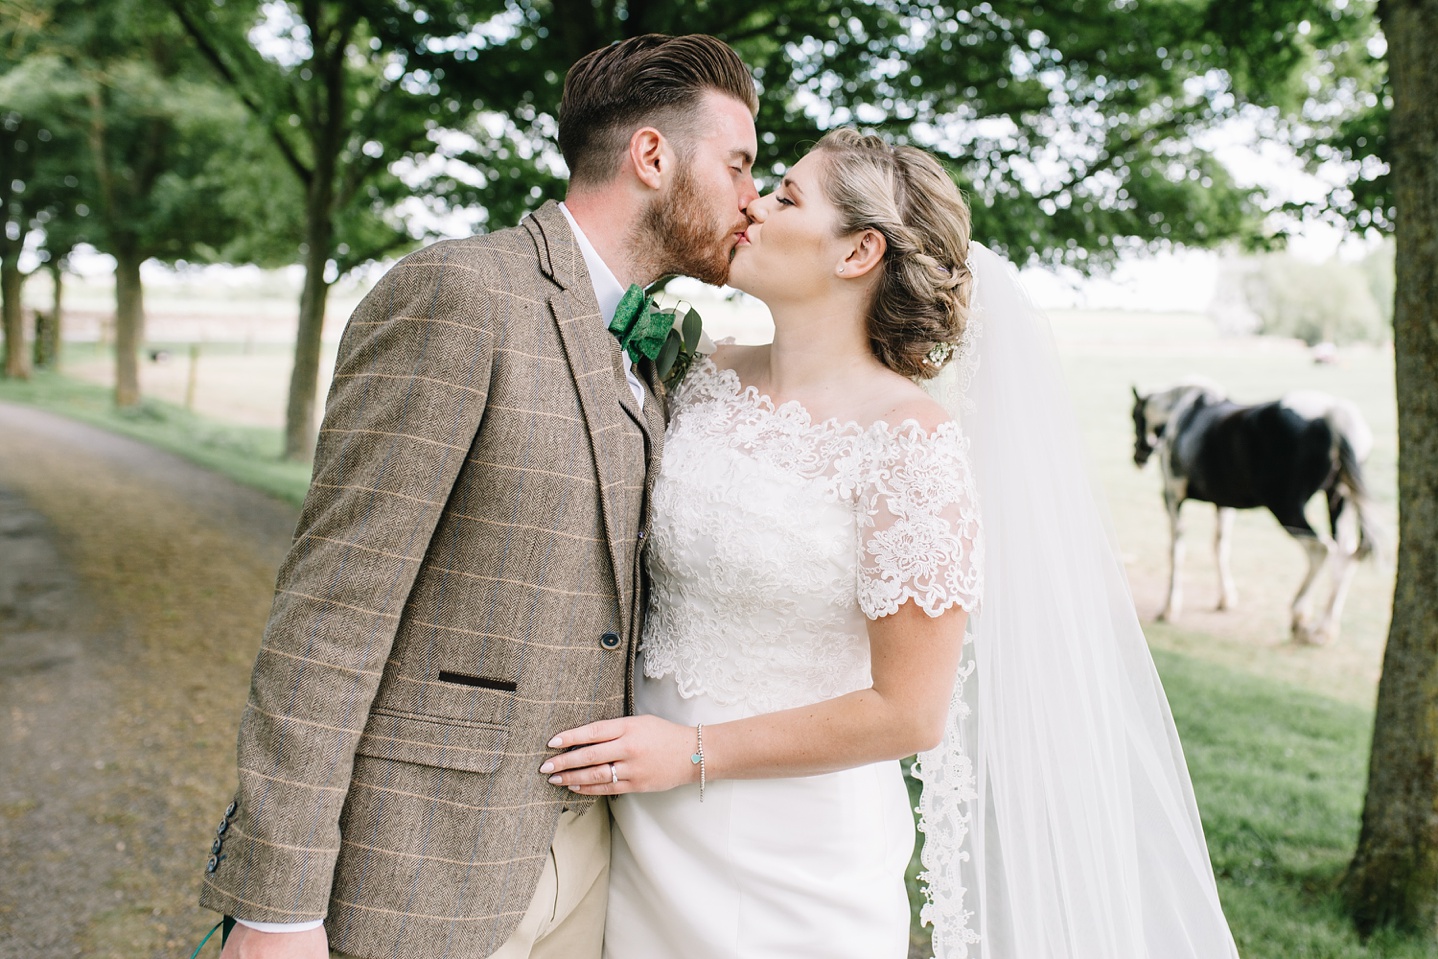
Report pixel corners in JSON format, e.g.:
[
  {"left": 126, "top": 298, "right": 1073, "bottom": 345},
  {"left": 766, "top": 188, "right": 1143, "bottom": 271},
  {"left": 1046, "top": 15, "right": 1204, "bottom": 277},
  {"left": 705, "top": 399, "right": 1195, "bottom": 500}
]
[
  {"left": 1054, "top": 310, "right": 1397, "bottom": 708},
  {"left": 2, "top": 298, "right": 1412, "bottom": 957}
]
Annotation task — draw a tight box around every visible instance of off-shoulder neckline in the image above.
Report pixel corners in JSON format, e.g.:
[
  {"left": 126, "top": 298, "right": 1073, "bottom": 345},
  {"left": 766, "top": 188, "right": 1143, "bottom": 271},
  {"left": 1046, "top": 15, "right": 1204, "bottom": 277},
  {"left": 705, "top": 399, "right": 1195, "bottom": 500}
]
[{"left": 691, "top": 354, "right": 960, "bottom": 442}]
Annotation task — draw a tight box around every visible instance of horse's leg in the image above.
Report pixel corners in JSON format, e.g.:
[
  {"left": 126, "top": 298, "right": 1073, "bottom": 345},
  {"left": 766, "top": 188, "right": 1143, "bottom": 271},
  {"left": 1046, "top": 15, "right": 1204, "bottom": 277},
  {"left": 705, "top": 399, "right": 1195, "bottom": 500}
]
[
  {"left": 1316, "top": 552, "right": 1361, "bottom": 645},
  {"left": 1279, "top": 506, "right": 1334, "bottom": 644},
  {"left": 1215, "top": 506, "right": 1237, "bottom": 611},
  {"left": 1158, "top": 492, "right": 1184, "bottom": 622},
  {"left": 1314, "top": 488, "right": 1361, "bottom": 644},
  {"left": 1290, "top": 534, "right": 1331, "bottom": 643}
]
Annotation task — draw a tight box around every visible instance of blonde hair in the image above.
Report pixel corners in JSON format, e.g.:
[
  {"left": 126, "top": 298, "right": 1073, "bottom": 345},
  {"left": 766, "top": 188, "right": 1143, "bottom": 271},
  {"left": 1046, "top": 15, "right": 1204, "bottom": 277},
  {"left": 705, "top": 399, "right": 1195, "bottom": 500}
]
[{"left": 811, "top": 129, "right": 973, "bottom": 380}]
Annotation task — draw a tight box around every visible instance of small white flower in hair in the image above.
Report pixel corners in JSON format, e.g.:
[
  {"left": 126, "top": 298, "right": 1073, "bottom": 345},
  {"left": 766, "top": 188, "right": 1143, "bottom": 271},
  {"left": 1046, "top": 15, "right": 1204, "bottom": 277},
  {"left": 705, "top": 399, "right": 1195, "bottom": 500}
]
[{"left": 925, "top": 342, "right": 954, "bottom": 367}]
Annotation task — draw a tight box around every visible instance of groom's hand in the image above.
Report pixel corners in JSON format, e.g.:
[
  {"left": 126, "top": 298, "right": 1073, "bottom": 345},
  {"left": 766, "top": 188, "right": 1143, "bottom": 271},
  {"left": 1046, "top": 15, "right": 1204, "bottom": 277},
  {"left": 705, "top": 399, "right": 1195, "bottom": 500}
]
[
  {"left": 541, "top": 715, "right": 699, "bottom": 795},
  {"left": 219, "top": 923, "right": 328, "bottom": 959}
]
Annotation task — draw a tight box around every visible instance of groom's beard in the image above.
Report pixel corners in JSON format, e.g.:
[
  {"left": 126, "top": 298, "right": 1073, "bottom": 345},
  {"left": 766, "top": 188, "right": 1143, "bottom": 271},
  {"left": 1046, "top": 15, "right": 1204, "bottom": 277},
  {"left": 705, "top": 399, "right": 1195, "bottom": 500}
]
[{"left": 640, "top": 167, "right": 737, "bottom": 287}]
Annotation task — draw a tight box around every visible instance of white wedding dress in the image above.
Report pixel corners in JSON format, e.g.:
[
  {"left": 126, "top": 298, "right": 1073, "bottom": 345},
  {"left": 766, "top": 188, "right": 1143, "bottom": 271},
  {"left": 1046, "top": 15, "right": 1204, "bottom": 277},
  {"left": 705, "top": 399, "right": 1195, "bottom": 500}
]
[{"left": 604, "top": 356, "right": 983, "bottom": 959}]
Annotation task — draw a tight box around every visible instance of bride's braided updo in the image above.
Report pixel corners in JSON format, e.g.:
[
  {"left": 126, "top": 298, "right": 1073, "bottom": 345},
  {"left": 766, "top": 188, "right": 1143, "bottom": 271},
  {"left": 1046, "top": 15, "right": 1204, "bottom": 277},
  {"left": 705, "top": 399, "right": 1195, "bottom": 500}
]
[{"left": 812, "top": 129, "right": 973, "bottom": 380}]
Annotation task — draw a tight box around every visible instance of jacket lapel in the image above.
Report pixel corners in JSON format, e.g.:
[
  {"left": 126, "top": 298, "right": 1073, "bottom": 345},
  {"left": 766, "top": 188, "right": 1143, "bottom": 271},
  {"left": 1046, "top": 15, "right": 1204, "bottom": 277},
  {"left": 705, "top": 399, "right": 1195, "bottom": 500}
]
[
  {"left": 637, "top": 359, "right": 667, "bottom": 469},
  {"left": 527, "top": 202, "right": 638, "bottom": 634}
]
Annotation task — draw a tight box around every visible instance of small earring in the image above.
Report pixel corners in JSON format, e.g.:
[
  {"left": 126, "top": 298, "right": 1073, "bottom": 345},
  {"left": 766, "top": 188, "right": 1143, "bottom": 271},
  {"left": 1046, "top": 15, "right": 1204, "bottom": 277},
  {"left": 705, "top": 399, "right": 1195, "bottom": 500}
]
[{"left": 837, "top": 266, "right": 845, "bottom": 274}]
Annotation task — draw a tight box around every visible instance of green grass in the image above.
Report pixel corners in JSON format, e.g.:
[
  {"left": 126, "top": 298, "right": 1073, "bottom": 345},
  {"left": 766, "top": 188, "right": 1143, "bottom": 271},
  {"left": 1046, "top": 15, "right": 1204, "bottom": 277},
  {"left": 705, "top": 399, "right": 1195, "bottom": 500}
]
[
  {"left": 905, "top": 647, "right": 1426, "bottom": 958},
  {"left": 0, "top": 369, "right": 312, "bottom": 506},
  {"left": 1155, "top": 646, "right": 1409, "bottom": 958}
]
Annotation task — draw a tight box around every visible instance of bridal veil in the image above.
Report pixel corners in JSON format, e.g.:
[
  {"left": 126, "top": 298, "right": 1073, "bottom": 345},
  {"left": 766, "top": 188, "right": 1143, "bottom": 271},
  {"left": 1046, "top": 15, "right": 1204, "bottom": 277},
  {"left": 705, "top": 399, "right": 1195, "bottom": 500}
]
[{"left": 915, "top": 243, "right": 1241, "bottom": 958}]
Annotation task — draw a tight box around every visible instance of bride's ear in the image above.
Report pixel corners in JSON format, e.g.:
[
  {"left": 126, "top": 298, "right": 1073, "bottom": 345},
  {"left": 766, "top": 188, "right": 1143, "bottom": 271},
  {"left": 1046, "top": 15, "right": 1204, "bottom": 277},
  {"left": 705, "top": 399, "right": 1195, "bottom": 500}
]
[{"left": 838, "top": 229, "right": 886, "bottom": 279}]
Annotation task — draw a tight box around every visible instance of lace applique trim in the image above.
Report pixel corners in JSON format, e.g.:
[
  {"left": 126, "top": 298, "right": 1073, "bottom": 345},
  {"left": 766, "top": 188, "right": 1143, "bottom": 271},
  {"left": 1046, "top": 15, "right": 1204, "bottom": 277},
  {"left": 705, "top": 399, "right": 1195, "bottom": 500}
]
[{"left": 914, "top": 657, "right": 981, "bottom": 956}]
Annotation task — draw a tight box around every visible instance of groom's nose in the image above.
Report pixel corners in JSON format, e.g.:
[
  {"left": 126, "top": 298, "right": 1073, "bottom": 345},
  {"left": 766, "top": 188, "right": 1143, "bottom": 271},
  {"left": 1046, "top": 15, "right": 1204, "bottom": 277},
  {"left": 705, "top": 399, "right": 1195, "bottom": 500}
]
[{"left": 738, "top": 175, "right": 759, "bottom": 213}]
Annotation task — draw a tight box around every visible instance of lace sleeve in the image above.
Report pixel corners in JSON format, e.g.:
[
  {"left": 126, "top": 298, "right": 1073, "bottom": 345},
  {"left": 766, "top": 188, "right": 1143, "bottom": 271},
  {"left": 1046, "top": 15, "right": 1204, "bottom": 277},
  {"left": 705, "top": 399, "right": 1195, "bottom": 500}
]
[{"left": 856, "top": 423, "right": 983, "bottom": 619}]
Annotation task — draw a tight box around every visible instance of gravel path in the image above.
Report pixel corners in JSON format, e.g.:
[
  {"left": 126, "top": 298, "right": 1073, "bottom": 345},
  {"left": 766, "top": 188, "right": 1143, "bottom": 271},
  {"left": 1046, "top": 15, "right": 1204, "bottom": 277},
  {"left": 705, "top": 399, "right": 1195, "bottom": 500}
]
[{"left": 0, "top": 403, "right": 298, "bottom": 958}]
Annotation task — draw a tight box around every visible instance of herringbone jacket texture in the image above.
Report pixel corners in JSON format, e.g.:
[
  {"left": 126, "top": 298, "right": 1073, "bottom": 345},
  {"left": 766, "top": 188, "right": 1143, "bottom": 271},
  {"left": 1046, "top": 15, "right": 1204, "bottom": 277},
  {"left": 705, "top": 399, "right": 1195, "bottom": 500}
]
[{"left": 199, "top": 202, "right": 665, "bottom": 958}]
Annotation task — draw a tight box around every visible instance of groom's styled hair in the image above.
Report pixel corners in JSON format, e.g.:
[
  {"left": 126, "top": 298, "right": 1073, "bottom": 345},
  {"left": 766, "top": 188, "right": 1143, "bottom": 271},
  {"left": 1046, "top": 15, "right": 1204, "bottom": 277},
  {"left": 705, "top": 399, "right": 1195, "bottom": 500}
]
[{"left": 559, "top": 34, "right": 757, "bottom": 187}]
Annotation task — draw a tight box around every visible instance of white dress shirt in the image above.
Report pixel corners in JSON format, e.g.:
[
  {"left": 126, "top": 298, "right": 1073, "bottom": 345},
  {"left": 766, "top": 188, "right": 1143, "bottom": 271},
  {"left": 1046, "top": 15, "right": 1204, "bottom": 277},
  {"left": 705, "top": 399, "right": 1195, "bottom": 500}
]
[
  {"left": 559, "top": 202, "right": 646, "bottom": 409},
  {"left": 235, "top": 205, "right": 643, "bottom": 936}
]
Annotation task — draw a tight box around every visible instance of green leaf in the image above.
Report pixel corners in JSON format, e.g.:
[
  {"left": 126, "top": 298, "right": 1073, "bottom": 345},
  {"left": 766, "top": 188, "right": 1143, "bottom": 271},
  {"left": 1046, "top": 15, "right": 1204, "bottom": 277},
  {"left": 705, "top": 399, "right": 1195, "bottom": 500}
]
[
  {"left": 682, "top": 310, "right": 703, "bottom": 353},
  {"left": 656, "top": 331, "right": 682, "bottom": 380}
]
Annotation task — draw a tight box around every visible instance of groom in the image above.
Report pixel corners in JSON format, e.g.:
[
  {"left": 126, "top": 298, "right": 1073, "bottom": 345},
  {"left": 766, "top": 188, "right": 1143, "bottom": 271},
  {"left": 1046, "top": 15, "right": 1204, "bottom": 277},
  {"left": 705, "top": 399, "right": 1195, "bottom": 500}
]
[{"left": 200, "top": 34, "right": 758, "bottom": 959}]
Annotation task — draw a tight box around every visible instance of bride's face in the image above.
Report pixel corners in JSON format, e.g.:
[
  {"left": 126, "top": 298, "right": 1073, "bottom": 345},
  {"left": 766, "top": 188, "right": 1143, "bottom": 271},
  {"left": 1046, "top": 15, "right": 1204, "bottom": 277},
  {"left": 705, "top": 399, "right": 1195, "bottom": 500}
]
[{"left": 727, "top": 151, "right": 852, "bottom": 302}]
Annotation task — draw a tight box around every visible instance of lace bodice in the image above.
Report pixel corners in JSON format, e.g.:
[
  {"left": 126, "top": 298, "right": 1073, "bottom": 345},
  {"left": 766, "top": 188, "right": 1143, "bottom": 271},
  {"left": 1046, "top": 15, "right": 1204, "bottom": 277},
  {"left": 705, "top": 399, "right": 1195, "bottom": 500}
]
[{"left": 639, "top": 356, "right": 984, "bottom": 715}]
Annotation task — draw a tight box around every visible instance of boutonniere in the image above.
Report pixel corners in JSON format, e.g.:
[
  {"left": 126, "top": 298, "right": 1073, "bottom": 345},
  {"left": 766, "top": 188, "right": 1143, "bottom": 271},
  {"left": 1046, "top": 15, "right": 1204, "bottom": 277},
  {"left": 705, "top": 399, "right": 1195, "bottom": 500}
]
[
  {"left": 654, "top": 301, "right": 712, "bottom": 390},
  {"left": 610, "top": 284, "right": 713, "bottom": 391}
]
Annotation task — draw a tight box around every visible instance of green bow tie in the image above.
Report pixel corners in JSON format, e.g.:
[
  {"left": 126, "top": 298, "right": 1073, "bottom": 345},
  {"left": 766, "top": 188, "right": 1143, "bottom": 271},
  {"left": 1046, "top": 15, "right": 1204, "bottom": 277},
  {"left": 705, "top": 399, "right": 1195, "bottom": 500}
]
[{"left": 608, "top": 284, "right": 672, "bottom": 364}]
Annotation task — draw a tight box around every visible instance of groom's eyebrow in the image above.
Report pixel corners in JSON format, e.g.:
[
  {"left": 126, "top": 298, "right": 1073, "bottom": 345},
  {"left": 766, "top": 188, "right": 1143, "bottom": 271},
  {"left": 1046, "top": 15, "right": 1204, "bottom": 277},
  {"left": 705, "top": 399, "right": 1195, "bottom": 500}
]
[{"left": 730, "top": 148, "right": 755, "bottom": 168}]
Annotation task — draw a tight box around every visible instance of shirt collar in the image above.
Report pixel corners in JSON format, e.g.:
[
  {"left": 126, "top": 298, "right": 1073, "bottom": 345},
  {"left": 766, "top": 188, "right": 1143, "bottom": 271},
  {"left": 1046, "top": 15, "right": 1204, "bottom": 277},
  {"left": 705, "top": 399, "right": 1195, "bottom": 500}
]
[{"left": 559, "top": 202, "right": 627, "bottom": 327}]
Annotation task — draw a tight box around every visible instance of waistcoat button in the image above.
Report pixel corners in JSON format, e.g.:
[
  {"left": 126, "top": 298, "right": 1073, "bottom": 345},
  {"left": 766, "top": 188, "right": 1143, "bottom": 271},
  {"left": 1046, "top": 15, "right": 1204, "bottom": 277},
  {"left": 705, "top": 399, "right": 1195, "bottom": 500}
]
[{"left": 600, "top": 631, "right": 621, "bottom": 649}]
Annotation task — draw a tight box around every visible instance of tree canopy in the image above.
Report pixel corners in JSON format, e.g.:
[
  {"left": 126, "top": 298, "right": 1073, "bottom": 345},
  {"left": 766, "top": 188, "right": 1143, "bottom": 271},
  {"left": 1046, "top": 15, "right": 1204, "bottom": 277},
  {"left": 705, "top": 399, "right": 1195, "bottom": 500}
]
[
  {"left": 357, "top": 0, "right": 1383, "bottom": 267},
  {"left": 5, "top": 0, "right": 1392, "bottom": 432}
]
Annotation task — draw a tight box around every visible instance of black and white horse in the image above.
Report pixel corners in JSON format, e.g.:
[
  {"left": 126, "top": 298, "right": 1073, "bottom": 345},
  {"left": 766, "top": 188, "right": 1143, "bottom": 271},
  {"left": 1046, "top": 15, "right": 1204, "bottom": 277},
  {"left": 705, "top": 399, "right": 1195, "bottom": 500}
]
[{"left": 1130, "top": 379, "right": 1379, "bottom": 645}]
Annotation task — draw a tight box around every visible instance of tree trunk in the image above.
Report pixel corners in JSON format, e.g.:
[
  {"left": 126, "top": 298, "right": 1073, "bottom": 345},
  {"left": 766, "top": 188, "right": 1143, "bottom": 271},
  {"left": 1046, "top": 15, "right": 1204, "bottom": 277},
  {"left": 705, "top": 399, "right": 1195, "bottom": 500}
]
[
  {"left": 113, "top": 247, "right": 145, "bottom": 408},
  {"left": 41, "top": 261, "right": 62, "bottom": 369},
  {"left": 1, "top": 254, "right": 28, "bottom": 380},
  {"left": 1342, "top": 0, "right": 1438, "bottom": 938},
  {"left": 33, "top": 310, "right": 51, "bottom": 369},
  {"left": 280, "top": 16, "right": 347, "bottom": 464},
  {"left": 281, "top": 169, "right": 334, "bottom": 461}
]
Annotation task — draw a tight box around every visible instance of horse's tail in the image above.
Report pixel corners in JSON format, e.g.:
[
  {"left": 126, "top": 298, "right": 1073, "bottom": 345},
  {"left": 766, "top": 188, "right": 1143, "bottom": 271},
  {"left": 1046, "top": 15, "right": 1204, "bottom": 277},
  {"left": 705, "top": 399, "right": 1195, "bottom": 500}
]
[{"left": 1334, "top": 432, "right": 1382, "bottom": 561}]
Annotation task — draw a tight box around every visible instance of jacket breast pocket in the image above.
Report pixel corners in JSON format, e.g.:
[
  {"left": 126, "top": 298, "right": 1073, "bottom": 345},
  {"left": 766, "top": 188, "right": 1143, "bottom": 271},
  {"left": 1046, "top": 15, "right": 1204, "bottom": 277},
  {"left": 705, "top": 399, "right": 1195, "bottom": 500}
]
[{"left": 354, "top": 710, "right": 507, "bottom": 774}]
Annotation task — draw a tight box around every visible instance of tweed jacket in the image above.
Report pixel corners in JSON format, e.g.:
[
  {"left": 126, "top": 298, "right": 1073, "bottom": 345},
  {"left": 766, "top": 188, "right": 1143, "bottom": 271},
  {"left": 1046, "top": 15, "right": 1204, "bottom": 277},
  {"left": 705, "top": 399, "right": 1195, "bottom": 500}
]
[{"left": 199, "top": 202, "right": 666, "bottom": 958}]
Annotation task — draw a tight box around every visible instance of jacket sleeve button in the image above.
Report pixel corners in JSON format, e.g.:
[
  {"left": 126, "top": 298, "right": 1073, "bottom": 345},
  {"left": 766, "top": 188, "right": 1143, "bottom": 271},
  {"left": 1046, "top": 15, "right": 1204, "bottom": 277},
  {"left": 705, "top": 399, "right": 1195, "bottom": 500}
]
[
  {"left": 206, "top": 856, "right": 219, "bottom": 874},
  {"left": 225, "top": 800, "right": 238, "bottom": 818},
  {"left": 212, "top": 838, "right": 224, "bottom": 855},
  {"left": 600, "top": 631, "right": 621, "bottom": 649}
]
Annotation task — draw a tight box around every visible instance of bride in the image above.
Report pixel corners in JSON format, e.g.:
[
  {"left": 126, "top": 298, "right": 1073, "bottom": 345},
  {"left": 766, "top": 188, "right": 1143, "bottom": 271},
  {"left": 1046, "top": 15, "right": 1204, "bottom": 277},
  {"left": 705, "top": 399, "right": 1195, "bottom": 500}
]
[{"left": 541, "top": 129, "right": 1241, "bottom": 959}]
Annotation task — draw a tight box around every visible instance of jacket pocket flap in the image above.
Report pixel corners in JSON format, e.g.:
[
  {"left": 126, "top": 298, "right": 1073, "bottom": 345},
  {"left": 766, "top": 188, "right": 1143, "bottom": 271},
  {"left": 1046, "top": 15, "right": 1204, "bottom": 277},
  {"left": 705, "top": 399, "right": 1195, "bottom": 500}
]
[{"left": 355, "top": 712, "right": 507, "bottom": 773}]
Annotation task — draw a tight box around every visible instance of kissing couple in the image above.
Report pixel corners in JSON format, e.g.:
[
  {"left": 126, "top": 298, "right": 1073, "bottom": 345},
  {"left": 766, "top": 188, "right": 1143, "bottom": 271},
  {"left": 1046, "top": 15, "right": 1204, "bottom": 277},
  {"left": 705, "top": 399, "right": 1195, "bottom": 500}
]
[{"left": 200, "top": 33, "right": 1241, "bottom": 959}]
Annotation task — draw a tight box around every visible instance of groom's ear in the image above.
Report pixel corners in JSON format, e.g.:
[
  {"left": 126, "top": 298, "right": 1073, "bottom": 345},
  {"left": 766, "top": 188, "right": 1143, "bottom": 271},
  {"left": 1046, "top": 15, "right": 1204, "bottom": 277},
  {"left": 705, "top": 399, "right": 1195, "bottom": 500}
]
[
  {"left": 841, "top": 229, "right": 887, "bottom": 279},
  {"left": 627, "top": 127, "right": 670, "bottom": 191}
]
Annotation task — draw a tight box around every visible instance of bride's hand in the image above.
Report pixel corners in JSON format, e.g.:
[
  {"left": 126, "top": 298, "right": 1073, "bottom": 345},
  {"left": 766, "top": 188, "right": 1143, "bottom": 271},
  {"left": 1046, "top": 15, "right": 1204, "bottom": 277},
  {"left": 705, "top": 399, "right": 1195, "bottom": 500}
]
[{"left": 539, "top": 716, "right": 699, "bottom": 795}]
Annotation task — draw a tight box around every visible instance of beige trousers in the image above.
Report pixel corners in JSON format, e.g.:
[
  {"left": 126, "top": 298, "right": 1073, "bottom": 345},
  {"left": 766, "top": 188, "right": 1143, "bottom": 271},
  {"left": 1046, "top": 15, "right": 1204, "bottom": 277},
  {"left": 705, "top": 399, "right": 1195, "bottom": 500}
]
[
  {"left": 485, "top": 800, "right": 611, "bottom": 959},
  {"left": 327, "top": 801, "right": 610, "bottom": 959}
]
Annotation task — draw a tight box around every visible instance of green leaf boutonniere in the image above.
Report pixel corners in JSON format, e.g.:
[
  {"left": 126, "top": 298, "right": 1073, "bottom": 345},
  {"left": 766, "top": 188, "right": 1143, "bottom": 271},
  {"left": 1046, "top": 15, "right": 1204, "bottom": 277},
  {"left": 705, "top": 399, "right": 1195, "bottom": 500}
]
[{"left": 654, "top": 301, "right": 711, "bottom": 390}]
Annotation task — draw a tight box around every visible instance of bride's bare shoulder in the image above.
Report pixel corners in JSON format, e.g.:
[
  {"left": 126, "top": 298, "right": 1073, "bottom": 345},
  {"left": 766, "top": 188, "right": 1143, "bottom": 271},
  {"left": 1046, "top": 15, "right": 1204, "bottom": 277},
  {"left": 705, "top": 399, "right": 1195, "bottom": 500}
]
[{"left": 868, "top": 374, "right": 954, "bottom": 434}]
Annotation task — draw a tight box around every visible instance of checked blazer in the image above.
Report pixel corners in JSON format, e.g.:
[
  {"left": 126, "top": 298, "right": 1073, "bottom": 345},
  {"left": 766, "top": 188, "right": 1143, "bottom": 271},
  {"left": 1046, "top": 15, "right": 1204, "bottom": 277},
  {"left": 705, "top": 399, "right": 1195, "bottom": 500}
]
[{"left": 199, "top": 201, "right": 666, "bottom": 958}]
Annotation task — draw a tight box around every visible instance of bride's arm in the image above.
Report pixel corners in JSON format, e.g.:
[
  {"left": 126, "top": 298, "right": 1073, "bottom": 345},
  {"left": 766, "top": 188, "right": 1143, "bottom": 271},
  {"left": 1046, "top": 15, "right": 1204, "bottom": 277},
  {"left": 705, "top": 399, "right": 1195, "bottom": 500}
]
[{"left": 539, "top": 603, "right": 967, "bottom": 794}]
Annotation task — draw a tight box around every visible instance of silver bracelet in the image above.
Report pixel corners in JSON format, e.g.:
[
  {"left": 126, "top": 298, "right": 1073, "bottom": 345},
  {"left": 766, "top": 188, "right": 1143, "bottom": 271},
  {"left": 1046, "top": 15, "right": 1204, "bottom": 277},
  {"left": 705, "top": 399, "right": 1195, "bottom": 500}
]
[{"left": 690, "top": 723, "right": 705, "bottom": 802}]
